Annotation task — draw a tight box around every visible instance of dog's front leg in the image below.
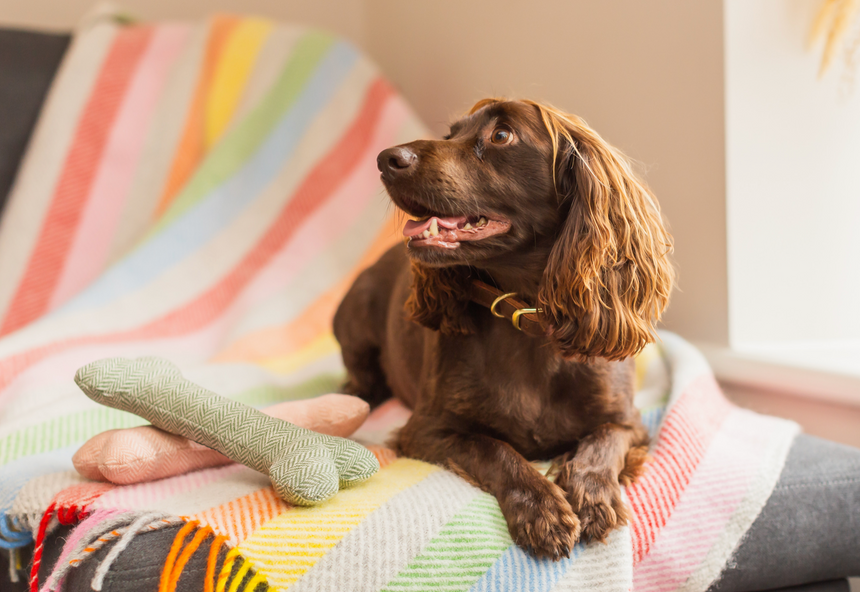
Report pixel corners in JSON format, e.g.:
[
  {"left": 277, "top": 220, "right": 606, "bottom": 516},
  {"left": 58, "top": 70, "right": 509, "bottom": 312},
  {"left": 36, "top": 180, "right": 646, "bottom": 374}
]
[
  {"left": 395, "top": 415, "right": 580, "bottom": 559},
  {"left": 554, "top": 423, "right": 648, "bottom": 543}
]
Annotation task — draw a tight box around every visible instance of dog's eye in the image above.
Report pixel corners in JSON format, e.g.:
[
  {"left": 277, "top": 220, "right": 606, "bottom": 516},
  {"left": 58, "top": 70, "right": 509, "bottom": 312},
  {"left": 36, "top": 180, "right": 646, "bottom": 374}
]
[{"left": 490, "top": 127, "right": 513, "bottom": 145}]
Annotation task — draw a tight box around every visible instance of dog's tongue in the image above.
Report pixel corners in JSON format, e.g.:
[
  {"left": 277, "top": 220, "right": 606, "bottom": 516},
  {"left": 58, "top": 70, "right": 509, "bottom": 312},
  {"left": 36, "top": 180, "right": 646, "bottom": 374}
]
[{"left": 403, "top": 216, "right": 467, "bottom": 237}]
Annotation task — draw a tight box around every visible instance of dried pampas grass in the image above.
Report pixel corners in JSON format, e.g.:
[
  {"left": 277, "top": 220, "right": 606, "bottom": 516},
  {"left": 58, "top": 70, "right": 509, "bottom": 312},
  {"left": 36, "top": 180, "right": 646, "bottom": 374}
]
[{"left": 809, "top": 0, "right": 860, "bottom": 77}]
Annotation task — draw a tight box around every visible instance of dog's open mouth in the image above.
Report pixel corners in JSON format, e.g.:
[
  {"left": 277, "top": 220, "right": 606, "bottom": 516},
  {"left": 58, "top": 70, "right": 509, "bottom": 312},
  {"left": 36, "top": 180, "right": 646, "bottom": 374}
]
[{"left": 403, "top": 215, "right": 511, "bottom": 249}]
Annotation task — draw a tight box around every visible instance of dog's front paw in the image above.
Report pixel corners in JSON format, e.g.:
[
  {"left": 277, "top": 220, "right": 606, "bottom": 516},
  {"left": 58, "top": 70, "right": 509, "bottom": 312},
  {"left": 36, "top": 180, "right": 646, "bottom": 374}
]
[
  {"left": 557, "top": 467, "right": 627, "bottom": 543},
  {"left": 501, "top": 478, "right": 581, "bottom": 560}
]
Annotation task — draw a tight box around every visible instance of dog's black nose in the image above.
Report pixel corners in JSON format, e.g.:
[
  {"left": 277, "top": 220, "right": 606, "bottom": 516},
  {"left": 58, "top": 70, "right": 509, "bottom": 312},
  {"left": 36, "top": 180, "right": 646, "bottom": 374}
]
[{"left": 377, "top": 146, "right": 417, "bottom": 177}]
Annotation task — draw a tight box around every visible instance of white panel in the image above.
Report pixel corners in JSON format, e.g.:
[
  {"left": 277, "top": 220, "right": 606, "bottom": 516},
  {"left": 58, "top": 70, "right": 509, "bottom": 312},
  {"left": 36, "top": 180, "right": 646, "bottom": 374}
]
[{"left": 725, "top": 0, "right": 860, "bottom": 347}]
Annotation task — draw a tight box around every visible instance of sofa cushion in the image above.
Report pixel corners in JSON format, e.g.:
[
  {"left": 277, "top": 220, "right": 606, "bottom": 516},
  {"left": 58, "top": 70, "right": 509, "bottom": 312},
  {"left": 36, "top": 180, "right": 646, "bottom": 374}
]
[{"left": 0, "top": 28, "right": 70, "bottom": 217}]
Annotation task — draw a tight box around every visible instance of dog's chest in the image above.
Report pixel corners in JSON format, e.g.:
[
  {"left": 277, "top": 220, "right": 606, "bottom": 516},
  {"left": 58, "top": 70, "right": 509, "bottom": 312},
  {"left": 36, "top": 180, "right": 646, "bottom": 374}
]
[
  {"left": 441, "top": 338, "right": 595, "bottom": 458},
  {"left": 486, "top": 375, "right": 592, "bottom": 457}
]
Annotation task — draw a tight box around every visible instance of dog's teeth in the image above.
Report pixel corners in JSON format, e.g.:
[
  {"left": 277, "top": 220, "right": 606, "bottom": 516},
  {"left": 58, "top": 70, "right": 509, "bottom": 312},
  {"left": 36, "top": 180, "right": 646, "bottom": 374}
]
[
  {"left": 463, "top": 222, "right": 472, "bottom": 230},
  {"left": 423, "top": 229, "right": 431, "bottom": 238},
  {"left": 429, "top": 218, "right": 439, "bottom": 236},
  {"left": 478, "top": 217, "right": 487, "bottom": 227}
]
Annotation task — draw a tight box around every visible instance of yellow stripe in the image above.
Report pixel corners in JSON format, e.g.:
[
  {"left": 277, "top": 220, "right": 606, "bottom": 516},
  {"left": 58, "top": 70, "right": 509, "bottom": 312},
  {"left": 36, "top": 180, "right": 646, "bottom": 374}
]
[
  {"left": 205, "top": 18, "right": 274, "bottom": 147},
  {"left": 257, "top": 332, "right": 340, "bottom": 375},
  {"left": 635, "top": 342, "right": 659, "bottom": 390},
  {"left": 227, "top": 559, "right": 253, "bottom": 592},
  {"left": 241, "top": 572, "right": 266, "bottom": 592},
  {"left": 238, "top": 459, "right": 438, "bottom": 588},
  {"left": 216, "top": 548, "right": 241, "bottom": 592}
]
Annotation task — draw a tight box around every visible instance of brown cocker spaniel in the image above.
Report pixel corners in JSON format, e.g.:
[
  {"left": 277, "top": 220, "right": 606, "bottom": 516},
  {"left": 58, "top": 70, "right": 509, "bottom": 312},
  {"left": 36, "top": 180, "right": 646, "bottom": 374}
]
[{"left": 333, "top": 98, "right": 674, "bottom": 558}]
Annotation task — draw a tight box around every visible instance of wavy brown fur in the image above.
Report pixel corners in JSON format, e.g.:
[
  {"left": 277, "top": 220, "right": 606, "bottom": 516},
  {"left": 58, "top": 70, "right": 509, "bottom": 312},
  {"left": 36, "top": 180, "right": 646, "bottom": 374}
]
[
  {"left": 532, "top": 102, "right": 673, "bottom": 361},
  {"left": 404, "top": 260, "right": 475, "bottom": 335}
]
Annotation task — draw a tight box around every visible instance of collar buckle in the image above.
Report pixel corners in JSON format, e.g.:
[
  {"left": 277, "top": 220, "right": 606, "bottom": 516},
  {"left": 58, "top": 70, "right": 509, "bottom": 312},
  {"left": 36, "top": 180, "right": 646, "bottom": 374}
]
[
  {"left": 489, "top": 291, "right": 542, "bottom": 332},
  {"left": 512, "top": 307, "right": 540, "bottom": 331}
]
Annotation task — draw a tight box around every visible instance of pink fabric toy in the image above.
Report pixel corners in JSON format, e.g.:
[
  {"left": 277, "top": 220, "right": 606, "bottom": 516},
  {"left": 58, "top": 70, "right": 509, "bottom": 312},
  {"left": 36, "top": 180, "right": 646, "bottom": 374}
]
[{"left": 73, "top": 394, "right": 370, "bottom": 484}]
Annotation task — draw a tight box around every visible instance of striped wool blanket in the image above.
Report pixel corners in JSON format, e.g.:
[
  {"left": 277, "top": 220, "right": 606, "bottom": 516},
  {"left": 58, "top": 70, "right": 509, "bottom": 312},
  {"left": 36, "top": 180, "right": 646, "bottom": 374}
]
[{"left": 0, "top": 10, "right": 800, "bottom": 592}]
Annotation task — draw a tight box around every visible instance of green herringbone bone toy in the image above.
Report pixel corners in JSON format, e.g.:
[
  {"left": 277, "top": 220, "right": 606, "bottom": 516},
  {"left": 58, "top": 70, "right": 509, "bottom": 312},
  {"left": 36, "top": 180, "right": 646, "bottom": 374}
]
[{"left": 74, "top": 357, "right": 380, "bottom": 506}]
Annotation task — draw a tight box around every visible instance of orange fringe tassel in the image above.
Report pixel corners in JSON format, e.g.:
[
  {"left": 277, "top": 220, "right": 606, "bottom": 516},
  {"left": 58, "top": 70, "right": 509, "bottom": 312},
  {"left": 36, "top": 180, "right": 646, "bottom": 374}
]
[
  {"left": 205, "top": 535, "right": 228, "bottom": 592},
  {"left": 166, "top": 525, "right": 213, "bottom": 592},
  {"left": 158, "top": 520, "right": 198, "bottom": 592}
]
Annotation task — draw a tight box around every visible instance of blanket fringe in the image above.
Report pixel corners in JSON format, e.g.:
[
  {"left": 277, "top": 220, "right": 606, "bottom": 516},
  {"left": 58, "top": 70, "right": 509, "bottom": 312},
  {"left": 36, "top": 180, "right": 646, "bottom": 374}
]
[
  {"left": 241, "top": 571, "right": 266, "bottom": 592},
  {"left": 0, "top": 514, "right": 34, "bottom": 549},
  {"left": 40, "top": 513, "right": 180, "bottom": 592},
  {"left": 217, "top": 548, "right": 244, "bottom": 592},
  {"left": 30, "top": 502, "right": 79, "bottom": 592},
  {"left": 159, "top": 520, "right": 199, "bottom": 592},
  {"left": 205, "top": 535, "right": 228, "bottom": 592},
  {"left": 91, "top": 512, "right": 167, "bottom": 591},
  {"left": 216, "top": 548, "right": 241, "bottom": 592},
  {"left": 157, "top": 521, "right": 269, "bottom": 592},
  {"left": 159, "top": 523, "right": 262, "bottom": 592},
  {"left": 34, "top": 512, "right": 266, "bottom": 592},
  {"left": 227, "top": 558, "right": 253, "bottom": 592},
  {"left": 165, "top": 524, "right": 213, "bottom": 592},
  {"left": 7, "top": 547, "right": 20, "bottom": 583}
]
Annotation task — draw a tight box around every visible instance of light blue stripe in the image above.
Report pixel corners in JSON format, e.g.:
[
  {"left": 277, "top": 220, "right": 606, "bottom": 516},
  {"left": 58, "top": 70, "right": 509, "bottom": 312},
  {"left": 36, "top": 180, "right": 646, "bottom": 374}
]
[
  {"left": 56, "top": 41, "right": 358, "bottom": 315},
  {"left": 469, "top": 541, "right": 583, "bottom": 592},
  {"left": 0, "top": 445, "right": 77, "bottom": 548},
  {"left": 641, "top": 406, "right": 666, "bottom": 439},
  {"left": 0, "top": 445, "right": 77, "bottom": 513},
  {"left": 0, "top": 515, "right": 32, "bottom": 548}
]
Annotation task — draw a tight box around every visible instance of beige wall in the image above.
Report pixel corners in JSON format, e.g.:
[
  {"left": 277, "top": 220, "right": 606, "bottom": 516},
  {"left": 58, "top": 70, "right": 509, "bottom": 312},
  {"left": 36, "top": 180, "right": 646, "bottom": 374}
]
[
  {"left": 1, "top": 0, "right": 366, "bottom": 46},
  {"left": 3, "top": 0, "right": 731, "bottom": 344}
]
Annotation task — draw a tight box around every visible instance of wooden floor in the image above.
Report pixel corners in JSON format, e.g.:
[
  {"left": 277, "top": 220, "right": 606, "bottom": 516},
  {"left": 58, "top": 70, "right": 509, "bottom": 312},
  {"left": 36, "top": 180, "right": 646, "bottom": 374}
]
[{"left": 720, "top": 380, "right": 860, "bottom": 449}]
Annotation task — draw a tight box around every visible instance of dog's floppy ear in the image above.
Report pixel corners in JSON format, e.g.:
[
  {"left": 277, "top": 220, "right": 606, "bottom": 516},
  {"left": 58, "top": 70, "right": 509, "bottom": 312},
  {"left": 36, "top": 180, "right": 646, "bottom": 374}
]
[
  {"left": 405, "top": 262, "right": 475, "bottom": 335},
  {"left": 535, "top": 107, "right": 674, "bottom": 361}
]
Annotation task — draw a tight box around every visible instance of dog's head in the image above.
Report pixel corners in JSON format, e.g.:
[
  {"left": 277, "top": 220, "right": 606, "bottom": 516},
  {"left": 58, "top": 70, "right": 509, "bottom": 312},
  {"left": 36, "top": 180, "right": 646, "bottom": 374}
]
[{"left": 378, "top": 98, "right": 674, "bottom": 361}]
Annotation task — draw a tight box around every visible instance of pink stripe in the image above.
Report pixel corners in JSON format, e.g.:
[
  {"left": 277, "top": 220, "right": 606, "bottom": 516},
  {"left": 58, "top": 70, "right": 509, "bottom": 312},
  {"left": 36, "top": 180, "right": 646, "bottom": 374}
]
[
  {"left": 44, "top": 508, "right": 127, "bottom": 592},
  {"left": 632, "top": 408, "right": 775, "bottom": 591},
  {"left": 52, "top": 482, "right": 114, "bottom": 508},
  {"left": 628, "top": 375, "right": 733, "bottom": 562},
  {"left": 92, "top": 464, "right": 246, "bottom": 510},
  {"left": 53, "top": 508, "right": 125, "bottom": 554},
  {"left": 57, "top": 510, "right": 123, "bottom": 552},
  {"left": 0, "top": 27, "right": 154, "bottom": 336},
  {"left": 49, "top": 25, "right": 191, "bottom": 310}
]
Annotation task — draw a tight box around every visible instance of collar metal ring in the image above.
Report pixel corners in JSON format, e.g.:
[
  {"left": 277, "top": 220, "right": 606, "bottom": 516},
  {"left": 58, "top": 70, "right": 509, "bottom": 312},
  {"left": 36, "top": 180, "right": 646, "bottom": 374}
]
[{"left": 489, "top": 292, "right": 518, "bottom": 318}]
